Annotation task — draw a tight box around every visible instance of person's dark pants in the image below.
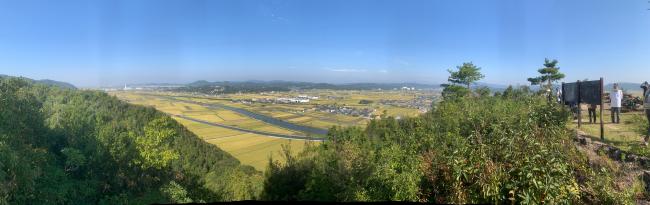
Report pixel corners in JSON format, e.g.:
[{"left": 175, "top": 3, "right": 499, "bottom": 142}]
[
  {"left": 588, "top": 108, "right": 597, "bottom": 123},
  {"left": 571, "top": 105, "right": 579, "bottom": 120},
  {"left": 611, "top": 107, "right": 621, "bottom": 124}
]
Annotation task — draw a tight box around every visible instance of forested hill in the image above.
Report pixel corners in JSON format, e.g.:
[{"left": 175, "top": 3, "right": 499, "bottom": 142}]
[
  {"left": 34, "top": 79, "right": 77, "bottom": 89},
  {"left": 0, "top": 74, "right": 76, "bottom": 89},
  {"left": 0, "top": 76, "right": 262, "bottom": 204}
]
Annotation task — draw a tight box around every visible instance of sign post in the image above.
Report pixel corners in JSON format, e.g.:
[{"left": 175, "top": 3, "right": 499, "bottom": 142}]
[
  {"left": 561, "top": 78, "right": 605, "bottom": 139},
  {"left": 577, "top": 80, "right": 581, "bottom": 128},
  {"left": 600, "top": 78, "right": 604, "bottom": 140}
]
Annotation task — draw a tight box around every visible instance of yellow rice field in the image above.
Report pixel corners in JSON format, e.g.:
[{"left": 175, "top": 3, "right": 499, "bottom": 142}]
[
  {"left": 113, "top": 92, "right": 317, "bottom": 171},
  {"left": 111, "top": 90, "right": 431, "bottom": 170}
]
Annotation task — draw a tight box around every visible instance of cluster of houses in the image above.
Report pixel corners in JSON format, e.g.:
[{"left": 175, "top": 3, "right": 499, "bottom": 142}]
[
  {"left": 275, "top": 95, "right": 319, "bottom": 103},
  {"left": 231, "top": 95, "right": 319, "bottom": 104},
  {"left": 315, "top": 104, "right": 375, "bottom": 118},
  {"left": 298, "top": 95, "right": 320, "bottom": 100},
  {"left": 101, "top": 84, "right": 184, "bottom": 92},
  {"left": 276, "top": 97, "right": 310, "bottom": 103},
  {"left": 379, "top": 95, "right": 435, "bottom": 113}
]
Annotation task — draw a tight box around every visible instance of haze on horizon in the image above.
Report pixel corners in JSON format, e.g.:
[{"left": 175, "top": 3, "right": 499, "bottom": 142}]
[{"left": 1, "top": 0, "right": 649, "bottom": 88}]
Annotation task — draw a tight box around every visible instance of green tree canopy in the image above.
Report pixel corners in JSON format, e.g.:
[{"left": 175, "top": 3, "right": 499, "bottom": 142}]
[
  {"left": 447, "top": 62, "right": 485, "bottom": 89},
  {"left": 0, "top": 76, "right": 264, "bottom": 204},
  {"left": 134, "top": 118, "right": 180, "bottom": 170},
  {"left": 441, "top": 84, "right": 470, "bottom": 100},
  {"left": 527, "top": 58, "right": 565, "bottom": 90},
  {"left": 441, "top": 62, "right": 485, "bottom": 99},
  {"left": 474, "top": 86, "right": 491, "bottom": 97}
]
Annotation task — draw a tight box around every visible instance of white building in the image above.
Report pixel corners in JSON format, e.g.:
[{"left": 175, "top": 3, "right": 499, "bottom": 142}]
[{"left": 277, "top": 97, "right": 310, "bottom": 103}]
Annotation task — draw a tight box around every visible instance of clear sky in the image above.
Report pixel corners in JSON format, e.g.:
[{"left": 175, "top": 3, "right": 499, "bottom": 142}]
[{"left": 1, "top": 0, "right": 649, "bottom": 87}]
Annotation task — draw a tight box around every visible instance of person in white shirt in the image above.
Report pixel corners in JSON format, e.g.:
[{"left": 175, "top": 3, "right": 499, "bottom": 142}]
[{"left": 610, "top": 83, "right": 623, "bottom": 124}]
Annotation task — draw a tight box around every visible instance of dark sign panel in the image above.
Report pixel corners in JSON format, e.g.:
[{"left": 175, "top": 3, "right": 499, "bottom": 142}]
[
  {"left": 562, "top": 80, "right": 602, "bottom": 105},
  {"left": 580, "top": 80, "right": 602, "bottom": 105},
  {"left": 563, "top": 83, "right": 578, "bottom": 104}
]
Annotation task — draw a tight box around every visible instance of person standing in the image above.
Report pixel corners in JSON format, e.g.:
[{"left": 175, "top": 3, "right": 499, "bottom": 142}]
[
  {"left": 570, "top": 102, "right": 579, "bottom": 120},
  {"left": 588, "top": 104, "right": 598, "bottom": 124},
  {"left": 610, "top": 83, "right": 623, "bottom": 124},
  {"left": 642, "top": 81, "right": 650, "bottom": 145}
]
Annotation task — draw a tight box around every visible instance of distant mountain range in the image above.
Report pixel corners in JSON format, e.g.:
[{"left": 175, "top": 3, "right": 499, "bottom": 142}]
[
  {"left": 605, "top": 82, "right": 645, "bottom": 92},
  {"left": 23, "top": 74, "right": 646, "bottom": 93},
  {"left": 186, "top": 80, "right": 442, "bottom": 91},
  {"left": 0, "top": 74, "right": 76, "bottom": 89}
]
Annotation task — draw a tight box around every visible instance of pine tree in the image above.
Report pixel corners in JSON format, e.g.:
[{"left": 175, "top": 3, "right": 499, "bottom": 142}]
[
  {"left": 441, "top": 62, "right": 485, "bottom": 99},
  {"left": 527, "top": 58, "right": 565, "bottom": 90},
  {"left": 447, "top": 62, "right": 485, "bottom": 90}
]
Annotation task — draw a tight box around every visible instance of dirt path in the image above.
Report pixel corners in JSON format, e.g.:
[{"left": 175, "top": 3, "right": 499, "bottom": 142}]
[{"left": 574, "top": 131, "right": 650, "bottom": 204}]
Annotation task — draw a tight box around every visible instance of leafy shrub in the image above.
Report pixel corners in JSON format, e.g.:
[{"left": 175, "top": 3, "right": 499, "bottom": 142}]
[
  {"left": 0, "top": 77, "right": 262, "bottom": 204},
  {"left": 263, "top": 88, "right": 632, "bottom": 204},
  {"left": 419, "top": 94, "right": 581, "bottom": 204},
  {"left": 441, "top": 84, "right": 470, "bottom": 100}
]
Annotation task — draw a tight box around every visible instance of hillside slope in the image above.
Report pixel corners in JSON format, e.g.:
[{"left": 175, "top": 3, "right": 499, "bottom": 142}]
[
  {"left": 0, "top": 77, "right": 261, "bottom": 204},
  {"left": 262, "top": 87, "right": 642, "bottom": 203}
]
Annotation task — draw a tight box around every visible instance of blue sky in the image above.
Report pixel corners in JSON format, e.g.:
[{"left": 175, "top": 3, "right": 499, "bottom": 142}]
[{"left": 0, "top": 0, "right": 649, "bottom": 87}]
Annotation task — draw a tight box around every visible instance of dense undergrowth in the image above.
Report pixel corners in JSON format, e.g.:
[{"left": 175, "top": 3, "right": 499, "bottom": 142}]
[
  {"left": 0, "top": 76, "right": 637, "bottom": 204},
  {"left": 263, "top": 87, "right": 637, "bottom": 204},
  {"left": 0, "top": 77, "right": 262, "bottom": 204}
]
